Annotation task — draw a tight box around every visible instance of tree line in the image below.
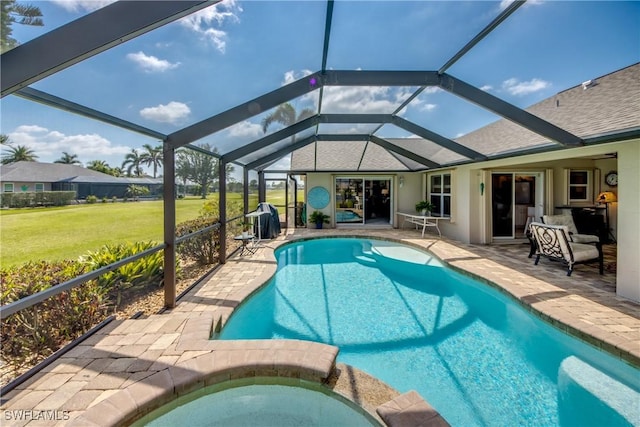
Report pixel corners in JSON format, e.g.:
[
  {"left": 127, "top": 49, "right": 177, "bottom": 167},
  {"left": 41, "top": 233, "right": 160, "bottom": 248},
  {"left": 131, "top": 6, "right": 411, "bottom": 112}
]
[{"left": 1, "top": 135, "right": 241, "bottom": 199}]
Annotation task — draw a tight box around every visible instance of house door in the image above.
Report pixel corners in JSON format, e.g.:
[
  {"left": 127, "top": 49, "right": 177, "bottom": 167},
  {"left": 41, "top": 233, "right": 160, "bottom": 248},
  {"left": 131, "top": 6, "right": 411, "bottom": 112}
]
[
  {"left": 491, "top": 172, "right": 544, "bottom": 240},
  {"left": 335, "top": 177, "right": 391, "bottom": 225}
]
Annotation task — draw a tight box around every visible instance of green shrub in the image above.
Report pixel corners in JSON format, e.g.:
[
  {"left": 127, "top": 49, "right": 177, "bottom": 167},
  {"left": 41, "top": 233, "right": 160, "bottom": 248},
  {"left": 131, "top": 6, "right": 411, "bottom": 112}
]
[
  {"left": 86, "top": 195, "right": 98, "bottom": 204},
  {"left": 112, "top": 196, "right": 118, "bottom": 203},
  {"left": 200, "top": 198, "right": 244, "bottom": 219},
  {"left": 102, "top": 197, "right": 108, "bottom": 203},
  {"left": 0, "top": 260, "right": 110, "bottom": 372},
  {"left": 176, "top": 216, "right": 220, "bottom": 265},
  {"left": 0, "top": 191, "right": 76, "bottom": 208},
  {"left": 80, "top": 241, "right": 166, "bottom": 291}
]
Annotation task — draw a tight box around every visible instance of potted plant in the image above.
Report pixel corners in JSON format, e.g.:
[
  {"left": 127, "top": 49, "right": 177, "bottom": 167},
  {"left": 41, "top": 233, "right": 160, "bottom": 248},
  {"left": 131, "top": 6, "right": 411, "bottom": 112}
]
[
  {"left": 241, "top": 221, "right": 252, "bottom": 238},
  {"left": 415, "top": 200, "right": 435, "bottom": 216},
  {"left": 309, "top": 211, "right": 330, "bottom": 229}
]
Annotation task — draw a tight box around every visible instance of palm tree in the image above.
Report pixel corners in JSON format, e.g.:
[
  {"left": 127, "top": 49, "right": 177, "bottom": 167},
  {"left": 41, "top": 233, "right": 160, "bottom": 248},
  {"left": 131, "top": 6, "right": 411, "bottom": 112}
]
[
  {"left": 1, "top": 144, "right": 38, "bottom": 164},
  {"left": 122, "top": 148, "right": 144, "bottom": 177},
  {"left": 86, "top": 160, "right": 112, "bottom": 175},
  {"left": 54, "top": 152, "right": 81, "bottom": 165},
  {"left": 1, "top": 1, "right": 44, "bottom": 53},
  {"left": 140, "top": 144, "right": 163, "bottom": 178},
  {"left": 0, "top": 134, "right": 11, "bottom": 145},
  {"left": 261, "top": 103, "right": 316, "bottom": 135}
]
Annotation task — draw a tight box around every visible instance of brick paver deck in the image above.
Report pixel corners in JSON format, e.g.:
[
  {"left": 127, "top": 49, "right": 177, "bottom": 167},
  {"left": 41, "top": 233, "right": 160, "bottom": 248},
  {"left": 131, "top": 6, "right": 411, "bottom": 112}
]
[{"left": 1, "top": 228, "right": 638, "bottom": 426}]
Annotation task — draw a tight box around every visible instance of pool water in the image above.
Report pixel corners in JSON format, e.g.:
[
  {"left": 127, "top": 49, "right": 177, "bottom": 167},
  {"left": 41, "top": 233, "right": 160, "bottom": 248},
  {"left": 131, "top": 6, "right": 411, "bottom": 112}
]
[
  {"left": 136, "top": 382, "right": 377, "bottom": 427},
  {"left": 336, "top": 209, "right": 363, "bottom": 222},
  {"left": 219, "top": 238, "right": 640, "bottom": 427}
]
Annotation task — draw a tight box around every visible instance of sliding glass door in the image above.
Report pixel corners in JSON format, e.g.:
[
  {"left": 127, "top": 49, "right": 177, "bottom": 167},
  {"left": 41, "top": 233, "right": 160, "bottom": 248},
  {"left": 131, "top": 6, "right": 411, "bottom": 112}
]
[
  {"left": 335, "top": 177, "right": 392, "bottom": 225},
  {"left": 335, "top": 178, "right": 364, "bottom": 224},
  {"left": 491, "top": 172, "right": 543, "bottom": 239}
]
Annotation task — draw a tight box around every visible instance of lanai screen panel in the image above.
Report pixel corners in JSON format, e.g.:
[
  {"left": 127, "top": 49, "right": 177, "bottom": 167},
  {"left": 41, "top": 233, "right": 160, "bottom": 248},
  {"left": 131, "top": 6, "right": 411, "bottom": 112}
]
[
  {"left": 385, "top": 138, "right": 467, "bottom": 167},
  {"left": 290, "top": 143, "right": 316, "bottom": 171},
  {"left": 204, "top": 93, "right": 319, "bottom": 157},
  {"left": 360, "top": 142, "right": 412, "bottom": 171},
  {"left": 9, "top": 1, "right": 325, "bottom": 135},
  {"left": 447, "top": 1, "right": 640, "bottom": 105},
  {"left": 315, "top": 140, "right": 367, "bottom": 171},
  {"left": 238, "top": 128, "right": 316, "bottom": 167},
  {"left": 317, "top": 124, "right": 379, "bottom": 135},
  {"left": 320, "top": 86, "right": 418, "bottom": 114},
  {"left": 326, "top": 1, "right": 504, "bottom": 70}
]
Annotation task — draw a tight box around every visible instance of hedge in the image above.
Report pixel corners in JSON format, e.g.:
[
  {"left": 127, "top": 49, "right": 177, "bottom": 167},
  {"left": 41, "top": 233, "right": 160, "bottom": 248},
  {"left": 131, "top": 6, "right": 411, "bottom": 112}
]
[{"left": 0, "top": 191, "right": 76, "bottom": 208}]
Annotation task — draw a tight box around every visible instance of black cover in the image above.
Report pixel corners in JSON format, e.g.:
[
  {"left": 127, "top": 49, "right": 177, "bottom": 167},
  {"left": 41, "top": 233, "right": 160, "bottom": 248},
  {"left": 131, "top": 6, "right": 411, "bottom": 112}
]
[{"left": 255, "top": 202, "right": 281, "bottom": 239}]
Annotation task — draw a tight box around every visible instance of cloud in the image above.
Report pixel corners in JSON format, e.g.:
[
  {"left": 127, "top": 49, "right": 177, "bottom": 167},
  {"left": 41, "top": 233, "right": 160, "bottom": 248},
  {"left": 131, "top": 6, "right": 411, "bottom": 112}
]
[
  {"left": 51, "top": 0, "right": 115, "bottom": 13},
  {"left": 282, "top": 69, "right": 314, "bottom": 86},
  {"left": 420, "top": 103, "right": 437, "bottom": 112},
  {"left": 502, "top": 78, "right": 550, "bottom": 96},
  {"left": 499, "top": 0, "right": 543, "bottom": 11},
  {"left": 127, "top": 51, "right": 180, "bottom": 73},
  {"left": 480, "top": 85, "right": 493, "bottom": 92},
  {"left": 319, "top": 86, "right": 413, "bottom": 114},
  {"left": 180, "top": 0, "right": 242, "bottom": 53},
  {"left": 7, "top": 125, "right": 131, "bottom": 162},
  {"left": 228, "top": 121, "right": 263, "bottom": 138},
  {"left": 140, "top": 102, "right": 191, "bottom": 125}
]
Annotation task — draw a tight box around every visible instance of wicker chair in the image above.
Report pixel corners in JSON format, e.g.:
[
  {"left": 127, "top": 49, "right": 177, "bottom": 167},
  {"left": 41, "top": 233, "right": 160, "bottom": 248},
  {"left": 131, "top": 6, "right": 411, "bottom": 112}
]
[{"left": 529, "top": 222, "right": 603, "bottom": 276}]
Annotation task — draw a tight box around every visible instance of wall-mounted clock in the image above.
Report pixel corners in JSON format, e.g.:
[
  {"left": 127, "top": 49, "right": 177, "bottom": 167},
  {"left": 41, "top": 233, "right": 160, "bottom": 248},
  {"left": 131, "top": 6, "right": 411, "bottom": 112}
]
[{"left": 605, "top": 171, "right": 618, "bottom": 187}]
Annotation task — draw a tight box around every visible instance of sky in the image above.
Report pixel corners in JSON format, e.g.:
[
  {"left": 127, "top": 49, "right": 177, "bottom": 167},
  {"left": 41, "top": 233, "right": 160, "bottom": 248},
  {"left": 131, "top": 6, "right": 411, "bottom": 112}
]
[{"left": 1, "top": 0, "right": 638, "bottom": 176}]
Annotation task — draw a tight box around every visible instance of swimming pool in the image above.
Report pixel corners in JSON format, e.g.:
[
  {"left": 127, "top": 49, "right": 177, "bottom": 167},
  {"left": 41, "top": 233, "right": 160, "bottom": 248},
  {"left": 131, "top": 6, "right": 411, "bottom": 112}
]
[
  {"left": 219, "top": 238, "right": 640, "bottom": 426},
  {"left": 134, "top": 380, "right": 378, "bottom": 427},
  {"left": 336, "top": 209, "right": 363, "bottom": 223}
]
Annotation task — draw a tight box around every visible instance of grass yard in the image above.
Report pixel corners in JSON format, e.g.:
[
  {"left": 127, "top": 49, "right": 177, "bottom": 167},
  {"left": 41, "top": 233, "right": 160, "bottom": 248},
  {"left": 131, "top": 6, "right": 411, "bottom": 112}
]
[{"left": 0, "top": 190, "right": 299, "bottom": 267}]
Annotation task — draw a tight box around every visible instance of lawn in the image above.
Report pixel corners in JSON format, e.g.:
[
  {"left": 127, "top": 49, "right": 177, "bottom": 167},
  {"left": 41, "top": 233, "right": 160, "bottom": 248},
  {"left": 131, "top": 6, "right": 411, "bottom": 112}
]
[{"left": 0, "top": 189, "right": 301, "bottom": 267}]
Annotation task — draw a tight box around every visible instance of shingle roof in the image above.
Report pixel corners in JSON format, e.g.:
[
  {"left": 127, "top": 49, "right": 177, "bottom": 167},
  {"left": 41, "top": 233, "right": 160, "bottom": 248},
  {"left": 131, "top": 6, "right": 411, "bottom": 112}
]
[
  {"left": 455, "top": 62, "right": 640, "bottom": 158},
  {"left": 0, "top": 162, "right": 161, "bottom": 185},
  {"left": 291, "top": 63, "right": 640, "bottom": 171},
  {"left": 1, "top": 162, "right": 109, "bottom": 182}
]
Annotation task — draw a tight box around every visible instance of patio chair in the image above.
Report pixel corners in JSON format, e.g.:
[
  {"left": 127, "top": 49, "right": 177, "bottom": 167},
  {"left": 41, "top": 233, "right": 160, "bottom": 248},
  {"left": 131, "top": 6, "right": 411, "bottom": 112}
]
[
  {"left": 529, "top": 222, "right": 603, "bottom": 276},
  {"left": 542, "top": 215, "right": 600, "bottom": 244}
]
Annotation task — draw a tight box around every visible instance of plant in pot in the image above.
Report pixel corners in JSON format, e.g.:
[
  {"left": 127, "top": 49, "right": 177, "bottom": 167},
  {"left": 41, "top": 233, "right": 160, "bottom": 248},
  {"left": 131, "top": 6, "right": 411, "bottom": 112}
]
[
  {"left": 309, "top": 211, "right": 330, "bottom": 229},
  {"left": 415, "top": 200, "right": 435, "bottom": 216},
  {"left": 241, "top": 221, "right": 252, "bottom": 238}
]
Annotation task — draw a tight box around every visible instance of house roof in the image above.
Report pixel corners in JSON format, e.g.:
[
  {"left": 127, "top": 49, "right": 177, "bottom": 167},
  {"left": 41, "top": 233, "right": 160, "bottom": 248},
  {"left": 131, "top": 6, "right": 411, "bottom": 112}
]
[
  {"left": 453, "top": 62, "right": 640, "bottom": 160},
  {"left": 1, "top": 2, "right": 638, "bottom": 174},
  {"left": 0, "top": 162, "right": 161, "bottom": 185}
]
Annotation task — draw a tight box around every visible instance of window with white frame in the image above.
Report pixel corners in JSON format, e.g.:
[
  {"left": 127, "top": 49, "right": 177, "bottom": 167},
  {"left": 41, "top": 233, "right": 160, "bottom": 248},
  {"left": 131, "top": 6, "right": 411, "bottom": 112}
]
[
  {"left": 35, "top": 183, "right": 44, "bottom": 192},
  {"left": 568, "top": 170, "right": 591, "bottom": 202},
  {"left": 3, "top": 183, "right": 14, "bottom": 193},
  {"left": 428, "top": 173, "right": 451, "bottom": 217}
]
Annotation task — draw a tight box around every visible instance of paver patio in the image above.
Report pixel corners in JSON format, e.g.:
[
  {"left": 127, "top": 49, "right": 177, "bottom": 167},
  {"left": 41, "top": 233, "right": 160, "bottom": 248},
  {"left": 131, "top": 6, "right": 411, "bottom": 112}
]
[{"left": 1, "top": 228, "right": 638, "bottom": 426}]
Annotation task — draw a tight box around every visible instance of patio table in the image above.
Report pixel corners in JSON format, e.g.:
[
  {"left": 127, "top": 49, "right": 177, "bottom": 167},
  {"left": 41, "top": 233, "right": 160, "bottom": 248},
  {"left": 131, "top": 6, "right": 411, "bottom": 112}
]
[{"left": 397, "top": 212, "right": 448, "bottom": 238}]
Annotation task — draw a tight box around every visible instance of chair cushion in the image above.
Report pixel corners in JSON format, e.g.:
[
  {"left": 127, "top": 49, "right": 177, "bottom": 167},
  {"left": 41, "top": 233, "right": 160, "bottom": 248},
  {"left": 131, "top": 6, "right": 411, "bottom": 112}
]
[
  {"left": 543, "top": 215, "right": 600, "bottom": 243},
  {"left": 543, "top": 215, "right": 579, "bottom": 234},
  {"left": 569, "top": 242, "right": 600, "bottom": 263},
  {"left": 571, "top": 233, "right": 600, "bottom": 244}
]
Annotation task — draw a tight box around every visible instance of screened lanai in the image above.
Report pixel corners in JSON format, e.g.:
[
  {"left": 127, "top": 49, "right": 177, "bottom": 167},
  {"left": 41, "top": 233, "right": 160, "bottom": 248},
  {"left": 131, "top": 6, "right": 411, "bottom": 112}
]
[{"left": 2, "top": 0, "right": 638, "bottom": 306}]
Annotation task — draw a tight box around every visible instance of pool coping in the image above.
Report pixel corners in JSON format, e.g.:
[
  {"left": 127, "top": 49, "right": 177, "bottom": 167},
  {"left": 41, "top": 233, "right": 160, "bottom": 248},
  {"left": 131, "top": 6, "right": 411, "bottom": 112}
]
[{"left": 2, "top": 229, "right": 637, "bottom": 426}]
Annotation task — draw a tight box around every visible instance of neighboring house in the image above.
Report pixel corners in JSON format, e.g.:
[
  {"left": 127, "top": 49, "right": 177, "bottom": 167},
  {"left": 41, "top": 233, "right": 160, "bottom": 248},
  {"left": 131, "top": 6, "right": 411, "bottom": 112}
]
[
  {"left": 0, "top": 162, "right": 162, "bottom": 199},
  {"left": 299, "top": 63, "right": 640, "bottom": 302}
]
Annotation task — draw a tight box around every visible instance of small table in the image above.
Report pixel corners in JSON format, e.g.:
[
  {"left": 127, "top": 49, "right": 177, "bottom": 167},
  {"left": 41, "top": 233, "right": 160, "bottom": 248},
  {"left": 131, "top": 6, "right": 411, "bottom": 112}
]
[
  {"left": 234, "top": 234, "right": 255, "bottom": 256},
  {"left": 397, "top": 213, "right": 448, "bottom": 238}
]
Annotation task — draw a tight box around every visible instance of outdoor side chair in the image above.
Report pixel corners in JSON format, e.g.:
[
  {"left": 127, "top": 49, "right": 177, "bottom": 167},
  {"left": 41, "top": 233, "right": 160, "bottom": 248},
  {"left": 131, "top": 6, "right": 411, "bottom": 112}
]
[{"left": 529, "top": 222, "right": 603, "bottom": 276}]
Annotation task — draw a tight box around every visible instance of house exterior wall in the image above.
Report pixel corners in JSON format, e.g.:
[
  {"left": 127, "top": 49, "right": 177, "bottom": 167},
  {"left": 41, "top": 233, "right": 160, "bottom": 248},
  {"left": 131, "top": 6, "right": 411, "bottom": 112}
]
[
  {"left": 616, "top": 140, "right": 640, "bottom": 301},
  {"left": 0, "top": 181, "right": 51, "bottom": 192},
  {"left": 305, "top": 139, "right": 638, "bottom": 302}
]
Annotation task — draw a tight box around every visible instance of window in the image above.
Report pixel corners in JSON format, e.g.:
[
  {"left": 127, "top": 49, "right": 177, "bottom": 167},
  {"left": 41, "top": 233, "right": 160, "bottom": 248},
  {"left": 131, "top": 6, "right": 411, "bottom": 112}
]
[
  {"left": 3, "top": 183, "right": 14, "bottom": 193},
  {"left": 35, "top": 183, "right": 44, "bottom": 192},
  {"left": 568, "top": 170, "right": 590, "bottom": 202},
  {"left": 429, "top": 173, "right": 451, "bottom": 217}
]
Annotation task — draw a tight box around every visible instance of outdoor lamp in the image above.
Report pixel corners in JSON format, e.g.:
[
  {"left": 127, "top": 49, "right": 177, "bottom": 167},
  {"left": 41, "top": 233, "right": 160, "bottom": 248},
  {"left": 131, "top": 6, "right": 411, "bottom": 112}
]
[{"left": 597, "top": 191, "right": 617, "bottom": 243}]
